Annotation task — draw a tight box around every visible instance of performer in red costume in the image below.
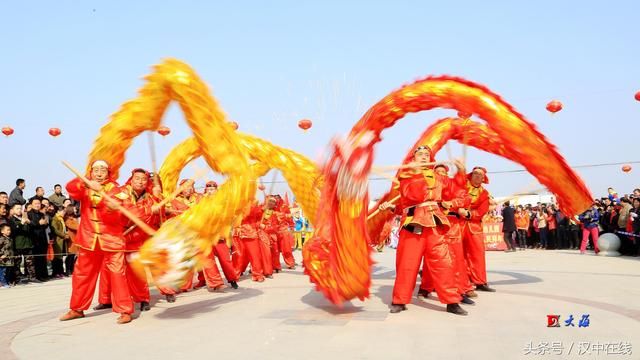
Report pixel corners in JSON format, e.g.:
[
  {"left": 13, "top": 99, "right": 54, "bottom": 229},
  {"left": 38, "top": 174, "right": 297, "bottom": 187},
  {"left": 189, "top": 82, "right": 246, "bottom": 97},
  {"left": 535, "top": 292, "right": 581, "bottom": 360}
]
[
  {"left": 389, "top": 145, "right": 468, "bottom": 316},
  {"left": 460, "top": 166, "right": 496, "bottom": 295},
  {"left": 235, "top": 201, "right": 266, "bottom": 282},
  {"left": 168, "top": 179, "right": 226, "bottom": 292},
  {"left": 95, "top": 169, "right": 164, "bottom": 311},
  {"left": 258, "top": 197, "right": 277, "bottom": 277},
  {"left": 273, "top": 195, "right": 296, "bottom": 270},
  {"left": 205, "top": 181, "right": 240, "bottom": 289},
  {"left": 417, "top": 164, "right": 475, "bottom": 305},
  {"left": 59, "top": 160, "right": 134, "bottom": 324}
]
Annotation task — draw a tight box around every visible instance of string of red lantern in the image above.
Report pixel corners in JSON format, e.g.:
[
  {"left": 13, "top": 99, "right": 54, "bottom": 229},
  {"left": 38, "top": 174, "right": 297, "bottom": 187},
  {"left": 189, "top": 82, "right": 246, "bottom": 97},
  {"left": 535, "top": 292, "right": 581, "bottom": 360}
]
[
  {"left": 546, "top": 100, "right": 563, "bottom": 114},
  {"left": 48, "top": 127, "right": 61, "bottom": 137},
  {"left": 157, "top": 126, "right": 171, "bottom": 137},
  {"left": 298, "top": 119, "right": 312, "bottom": 131}
]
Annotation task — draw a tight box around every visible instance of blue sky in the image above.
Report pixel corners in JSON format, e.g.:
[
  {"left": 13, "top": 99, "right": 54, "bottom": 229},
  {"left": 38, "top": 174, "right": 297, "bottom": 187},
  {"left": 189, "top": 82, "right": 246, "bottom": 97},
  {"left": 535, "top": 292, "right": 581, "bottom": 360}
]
[{"left": 1, "top": 1, "right": 638, "bottom": 200}]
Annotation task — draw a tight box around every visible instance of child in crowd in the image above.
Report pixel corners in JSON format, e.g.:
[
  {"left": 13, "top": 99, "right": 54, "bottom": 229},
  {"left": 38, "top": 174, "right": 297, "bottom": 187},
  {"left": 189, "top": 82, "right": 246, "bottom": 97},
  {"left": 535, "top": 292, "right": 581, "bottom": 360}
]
[{"left": 0, "top": 224, "right": 14, "bottom": 288}]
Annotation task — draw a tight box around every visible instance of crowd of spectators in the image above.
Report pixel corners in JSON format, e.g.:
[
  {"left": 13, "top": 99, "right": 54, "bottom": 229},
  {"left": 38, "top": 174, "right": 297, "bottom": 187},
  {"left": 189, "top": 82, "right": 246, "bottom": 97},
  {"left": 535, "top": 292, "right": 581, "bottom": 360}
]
[
  {"left": 499, "top": 187, "right": 640, "bottom": 256},
  {"left": 0, "top": 179, "right": 79, "bottom": 288}
]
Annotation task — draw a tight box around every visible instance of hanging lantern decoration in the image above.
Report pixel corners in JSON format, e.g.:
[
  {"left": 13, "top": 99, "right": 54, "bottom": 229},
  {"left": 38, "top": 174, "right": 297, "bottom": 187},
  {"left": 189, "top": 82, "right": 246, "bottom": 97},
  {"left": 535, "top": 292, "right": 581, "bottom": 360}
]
[
  {"left": 2, "top": 126, "right": 14, "bottom": 136},
  {"left": 457, "top": 111, "right": 472, "bottom": 119},
  {"left": 229, "top": 121, "right": 239, "bottom": 130},
  {"left": 622, "top": 165, "right": 632, "bottom": 173},
  {"left": 298, "top": 119, "right": 313, "bottom": 131},
  {"left": 258, "top": 184, "right": 266, "bottom": 191},
  {"left": 546, "top": 100, "right": 563, "bottom": 114},
  {"left": 635, "top": 91, "right": 640, "bottom": 102},
  {"left": 48, "top": 127, "right": 61, "bottom": 137},
  {"left": 157, "top": 126, "right": 171, "bottom": 137}
]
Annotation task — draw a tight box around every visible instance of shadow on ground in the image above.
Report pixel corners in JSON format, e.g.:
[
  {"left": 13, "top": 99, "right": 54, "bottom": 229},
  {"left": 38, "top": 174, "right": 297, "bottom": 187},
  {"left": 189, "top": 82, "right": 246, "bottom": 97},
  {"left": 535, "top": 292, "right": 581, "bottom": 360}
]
[{"left": 153, "top": 288, "right": 263, "bottom": 320}]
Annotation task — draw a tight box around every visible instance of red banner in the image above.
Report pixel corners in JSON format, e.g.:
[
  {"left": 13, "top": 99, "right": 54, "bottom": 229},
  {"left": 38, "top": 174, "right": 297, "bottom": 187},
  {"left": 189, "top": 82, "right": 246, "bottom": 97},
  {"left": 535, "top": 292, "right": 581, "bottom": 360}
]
[{"left": 483, "top": 222, "right": 508, "bottom": 251}]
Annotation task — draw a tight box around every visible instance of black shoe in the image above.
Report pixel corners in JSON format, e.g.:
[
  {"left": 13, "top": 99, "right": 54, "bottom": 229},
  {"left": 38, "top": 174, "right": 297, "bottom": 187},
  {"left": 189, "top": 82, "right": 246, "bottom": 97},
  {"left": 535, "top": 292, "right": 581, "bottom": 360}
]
[
  {"left": 140, "top": 301, "right": 150, "bottom": 311},
  {"left": 389, "top": 304, "right": 407, "bottom": 313},
  {"left": 274, "top": 269, "right": 281, "bottom": 274},
  {"left": 417, "top": 289, "right": 430, "bottom": 299},
  {"left": 165, "top": 294, "right": 176, "bottom": 303},
  {"left": 476, "top": 284, "right": 496, "bottom": 292},
  {"left": 461, "top": 295, "right": 475, "bottom": 305},
  {"left": 266, "top": 275, "right": 273, "bottom": 279},
  {"left": 93, "top": 303, "right": 112, "bottom": 310},
  {"left": 229, "top": 281, "right": 239, "bottom": 289},
  {"left": 29, "top": 278, "right": 43, "bottom": 283},
  {"left": 446, "top": 303, "right": 468, "bottom": 316}
]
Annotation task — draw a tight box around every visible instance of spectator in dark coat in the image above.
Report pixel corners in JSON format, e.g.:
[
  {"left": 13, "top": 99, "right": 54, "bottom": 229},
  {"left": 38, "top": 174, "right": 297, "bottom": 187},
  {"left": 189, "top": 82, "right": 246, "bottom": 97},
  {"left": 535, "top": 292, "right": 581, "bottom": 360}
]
[
  {"left": 27, "top": 198, "right": 49, "bottom": 281},
  {"left": 8, "top": 179, "right": 26, "bottom": 207},
  {"left": 501, "top": 201, "right": 517, "bottom": 252}
]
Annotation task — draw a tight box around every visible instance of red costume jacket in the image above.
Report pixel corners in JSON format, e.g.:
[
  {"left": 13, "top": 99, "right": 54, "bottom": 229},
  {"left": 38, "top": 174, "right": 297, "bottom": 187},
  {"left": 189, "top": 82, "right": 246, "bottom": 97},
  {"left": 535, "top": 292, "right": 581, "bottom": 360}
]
[
  {"left": 236, "top": 204, "right": 263, "bottom": 240},
  {"left": 66, "top": 178, "right": 126, "bottom": 252},
  {"left": 463, "top": 181, "right": 490, "bottom": 234},
  {"left": 116, "top": 185, "right": 164, "bottom": 252},
  {"left": 167, "top": 193, "right": 202, "bottom": 217},
  {"left": 398, "top": 168, "right": 465, "bottom": 231}
]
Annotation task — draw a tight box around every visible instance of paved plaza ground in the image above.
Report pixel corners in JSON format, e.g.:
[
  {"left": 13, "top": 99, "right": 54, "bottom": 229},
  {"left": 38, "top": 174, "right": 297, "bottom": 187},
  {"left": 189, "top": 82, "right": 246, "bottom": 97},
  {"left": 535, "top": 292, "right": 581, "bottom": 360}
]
[{"left": 1, "top": 249, "right": 639, "bottom": 360}]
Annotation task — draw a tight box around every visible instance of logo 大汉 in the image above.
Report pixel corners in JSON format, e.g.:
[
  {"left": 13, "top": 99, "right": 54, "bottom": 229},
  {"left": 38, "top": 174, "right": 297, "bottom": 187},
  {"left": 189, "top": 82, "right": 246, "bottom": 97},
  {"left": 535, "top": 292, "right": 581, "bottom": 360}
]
[{"left": 547, "top": 315, "right": 560, "bottom": 327}]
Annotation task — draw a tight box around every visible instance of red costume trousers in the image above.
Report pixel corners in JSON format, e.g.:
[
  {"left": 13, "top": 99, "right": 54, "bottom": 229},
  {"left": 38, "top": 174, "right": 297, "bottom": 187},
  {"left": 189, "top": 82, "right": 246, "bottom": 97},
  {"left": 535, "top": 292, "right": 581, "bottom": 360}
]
[
  {"left": 392, "top": 227, "right": 460, "bottom": 305},
  {"left": 231, "top": 236, "right": 245, "bottom": 275},
  {"left": 462, "top": 223, "right": 488, "bottom": 285},
  {"left": 241, "top": 238, "right": 265, "bottom": 281},
  {"left": 214, "top": 242, "right": 239, "bottom": 282},
  {"left": 71, "top": 246, "right": 133, "bottom": 314},
  {"left": 420, "top": 218, "right": 473, "bottom": 295},
  {"left": 270, "top": 234, "right": 282, "bottom": 271},
  {"left": 276, "top": 231, "right": 296, "bottom": 268},
  {"left": 98, "top": 256, "right": 150, "bottom": 304},
  {"left": 258, "top": 231, "right": 274, "bottom": 276},
  {"left": 180, "top": 250, "right": 225, "bottom": 291}
]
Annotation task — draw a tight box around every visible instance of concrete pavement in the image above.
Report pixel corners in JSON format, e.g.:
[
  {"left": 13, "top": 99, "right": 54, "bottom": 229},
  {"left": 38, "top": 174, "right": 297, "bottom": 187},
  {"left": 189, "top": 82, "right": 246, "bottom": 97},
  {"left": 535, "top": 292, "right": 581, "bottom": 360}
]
[{"left": 1, "top": 249, "right": 639, "bottom": 359}]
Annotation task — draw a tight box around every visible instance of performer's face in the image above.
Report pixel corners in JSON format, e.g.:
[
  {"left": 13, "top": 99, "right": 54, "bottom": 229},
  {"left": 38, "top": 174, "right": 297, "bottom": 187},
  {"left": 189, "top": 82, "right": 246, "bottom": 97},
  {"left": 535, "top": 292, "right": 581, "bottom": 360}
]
[
  {"left": 413, "top": 148, "right": 431, "bottom": 166},
  {"left": 470, "top": 170, "right": 484, "bottom": 186},
  {"left": 205, "top": 186, "right": 217, "bottom": 195},
  {"left": 182, "top": 186, "right": 194, "bottom": 197},
  {"left": 435, "top": 166, "right": 447, "bottom": 176},
  {"left": 131, "top": 172, "right": 149, "bottom": 193},
  {"left": 91, "top": 166, "right": 109, "bottom": 184},
  {"left": 267, "top": 198, "right": 276, "bottom": 209}
]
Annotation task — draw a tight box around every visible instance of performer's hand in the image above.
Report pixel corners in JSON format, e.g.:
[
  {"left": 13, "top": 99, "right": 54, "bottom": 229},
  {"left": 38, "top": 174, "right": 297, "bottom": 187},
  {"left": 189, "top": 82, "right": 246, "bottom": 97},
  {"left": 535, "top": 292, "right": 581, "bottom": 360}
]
[
  {"left": 151, "top": 204, "right": 161, "bottom": 214},
  {"left": 453, "top": 158, "right": 465, "bottom": 174},
  {"left": 259, "top": 223, "right": 266, "bottom": 229},
  {"left": 87, "top": 180, "right": 102, "bottom": 192},
  {"left": 441, "top": 201, "right": 452, "bottom": 210},
  {"left": 458, "top": 208, "right": 470, "bottom": 218},
  {"left": 105, "top": 197, "right": 119, "bottom": 210}
]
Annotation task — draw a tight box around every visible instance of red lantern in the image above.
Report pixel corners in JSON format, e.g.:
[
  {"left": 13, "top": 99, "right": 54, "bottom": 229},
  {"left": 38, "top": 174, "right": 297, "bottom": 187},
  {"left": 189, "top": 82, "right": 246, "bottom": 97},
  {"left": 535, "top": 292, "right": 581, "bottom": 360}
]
[
  {"left": 546, "top": 100, "right": 563, "bottom": 114},
  {"left": 457, "top": 111, "right": 472, "bottom": 119},
  {"left": 258, "top": 184, "right": 266, "bottom": 191},
  {"left": 622, "top": 165, "right": 632, "bottom": 173},
  {"left": 2, "top": 127, "right": 14, "bottom": 136},
  {"left": 157, "top": 126, "right": 171, "bottom": 137},
  {"left": 635, "top": 91, "right": 640, "bottom": 102},
  {"left": 48, "top": 127, "right": 61, "bottom": 137},
  {"left": 229, "top": 121, "right": 239, "bottom": 130},
  {"left": 298, "top": 119, "right": 312, "bottom": 131}
]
